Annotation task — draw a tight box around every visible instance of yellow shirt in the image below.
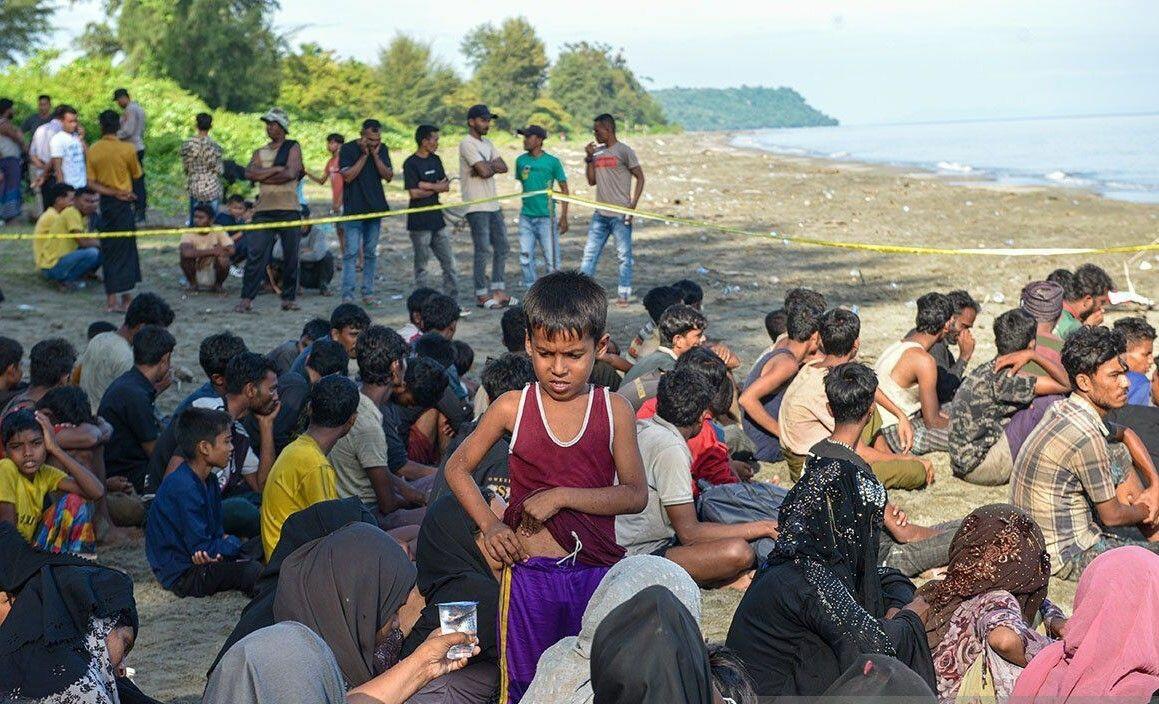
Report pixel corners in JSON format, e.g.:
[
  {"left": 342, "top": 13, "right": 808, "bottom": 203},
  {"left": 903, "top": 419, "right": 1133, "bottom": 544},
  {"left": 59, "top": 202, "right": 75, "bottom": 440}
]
[
  {"left": 0, "top": 459, "right": 67, "bottom": 541},
  {"left": 260, "top": 434, "right": 338, "bottom": 560},
  {"left": 32, "top": 207, "right": 77, "bottom": 270},
  {"left": 61, "top": 206, "right": 88, "bottom": 234},
  {"left": 86, "top": 135, "right": 142, "bottom": 192},
  {"left": 180, "top": 229, "right": 233, "bottom": 252}
]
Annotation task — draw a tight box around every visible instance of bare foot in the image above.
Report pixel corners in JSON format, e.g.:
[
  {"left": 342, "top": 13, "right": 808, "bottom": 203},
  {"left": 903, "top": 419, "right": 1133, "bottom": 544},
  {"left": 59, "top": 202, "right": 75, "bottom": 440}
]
[
  {"left": 724, "top": 570, "right": 755, "bottom": 591},
  {"left": 234, "top": 300, "right": 253, "bottom": 313}
]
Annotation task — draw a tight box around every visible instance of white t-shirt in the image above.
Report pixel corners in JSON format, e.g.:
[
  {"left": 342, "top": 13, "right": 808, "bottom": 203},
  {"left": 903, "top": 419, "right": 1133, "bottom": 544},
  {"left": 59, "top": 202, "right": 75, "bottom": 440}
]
[
  {"left": 616, "top": 415, "right": 694, "bottom": 555},
  {"left": 49, "top": 131, "right": 86, "bottom": 188},
  {"left": 459, "top": 135, "right": 500, "bottom": 213}
]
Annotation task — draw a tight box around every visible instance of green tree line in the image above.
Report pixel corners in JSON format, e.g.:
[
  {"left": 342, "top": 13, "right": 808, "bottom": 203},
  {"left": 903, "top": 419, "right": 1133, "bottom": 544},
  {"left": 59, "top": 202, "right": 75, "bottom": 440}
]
[{"left": 651, "top": 86, "right": 838, "bottom": 131}]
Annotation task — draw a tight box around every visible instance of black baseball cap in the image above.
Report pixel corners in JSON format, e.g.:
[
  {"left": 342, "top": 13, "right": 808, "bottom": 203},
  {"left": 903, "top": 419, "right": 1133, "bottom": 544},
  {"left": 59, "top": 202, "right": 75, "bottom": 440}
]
[
  {"left": 361, "top": 118, "right": 382, "bottom": 131},
  {"left": 517, "top": 125, "right": 547, "bottom": 139},
  {"left": 467, "top": 104, "right": 498, "bottom": 121}
]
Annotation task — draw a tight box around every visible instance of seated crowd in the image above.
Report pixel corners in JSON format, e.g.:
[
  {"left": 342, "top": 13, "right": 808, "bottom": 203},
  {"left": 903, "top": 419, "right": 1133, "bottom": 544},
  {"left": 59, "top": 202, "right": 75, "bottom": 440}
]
[{"left": 4, "top": 261, "right": 1159, "bottom": 704}]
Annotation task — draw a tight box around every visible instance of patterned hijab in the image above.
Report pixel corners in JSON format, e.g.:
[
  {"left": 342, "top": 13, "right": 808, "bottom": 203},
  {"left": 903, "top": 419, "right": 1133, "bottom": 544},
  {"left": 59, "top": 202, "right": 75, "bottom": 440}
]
[{"left": 917, "top": 504, "right": 1049, "bottom": 650}]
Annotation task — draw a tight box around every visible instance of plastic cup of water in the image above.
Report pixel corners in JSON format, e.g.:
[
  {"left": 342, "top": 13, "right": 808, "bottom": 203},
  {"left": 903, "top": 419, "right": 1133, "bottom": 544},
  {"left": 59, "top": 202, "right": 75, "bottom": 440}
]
[{"left": 438, "top": 601, "right": 478, "bottom": 660}]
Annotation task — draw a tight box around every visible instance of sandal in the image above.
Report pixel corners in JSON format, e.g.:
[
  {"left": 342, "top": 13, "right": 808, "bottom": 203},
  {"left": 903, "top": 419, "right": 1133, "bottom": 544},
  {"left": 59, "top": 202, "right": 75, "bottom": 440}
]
[
  {"left": 281, "top": 301, "right": 301, "bottom": 311},
  {"left": 233, "top": 301, "right": 254, "bottom": 314}
]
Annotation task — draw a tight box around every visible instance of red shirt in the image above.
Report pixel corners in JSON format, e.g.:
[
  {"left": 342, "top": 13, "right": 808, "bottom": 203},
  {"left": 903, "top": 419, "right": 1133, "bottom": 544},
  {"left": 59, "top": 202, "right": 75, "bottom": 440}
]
[{"left": 637, "top": 398, "right": 738, "bottom": 497}]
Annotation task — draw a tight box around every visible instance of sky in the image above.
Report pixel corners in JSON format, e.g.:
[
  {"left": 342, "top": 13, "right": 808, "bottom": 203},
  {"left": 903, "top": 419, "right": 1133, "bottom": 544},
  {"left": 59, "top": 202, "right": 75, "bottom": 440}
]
[{"left": 54, "top": 0, "right": 1159, "bottom": 125}]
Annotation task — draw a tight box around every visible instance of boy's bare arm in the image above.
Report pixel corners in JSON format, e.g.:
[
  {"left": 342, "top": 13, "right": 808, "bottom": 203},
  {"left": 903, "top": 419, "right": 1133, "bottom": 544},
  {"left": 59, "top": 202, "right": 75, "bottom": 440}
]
[{"left": 913, "top": 354, "right": 948, "bottom": 429}]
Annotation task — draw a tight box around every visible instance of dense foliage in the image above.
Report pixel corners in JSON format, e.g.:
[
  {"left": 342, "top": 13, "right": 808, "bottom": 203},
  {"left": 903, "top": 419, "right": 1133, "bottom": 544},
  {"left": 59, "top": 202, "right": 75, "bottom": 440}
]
[{"left": 651, "top": 86, "right": 838, "bottom": 131}]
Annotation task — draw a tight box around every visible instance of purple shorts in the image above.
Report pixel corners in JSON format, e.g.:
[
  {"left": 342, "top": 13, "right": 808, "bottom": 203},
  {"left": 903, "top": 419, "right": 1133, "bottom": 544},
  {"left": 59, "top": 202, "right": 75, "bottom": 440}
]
[{"left": 499, "top": 557, "right": 609, "bottom": 703}]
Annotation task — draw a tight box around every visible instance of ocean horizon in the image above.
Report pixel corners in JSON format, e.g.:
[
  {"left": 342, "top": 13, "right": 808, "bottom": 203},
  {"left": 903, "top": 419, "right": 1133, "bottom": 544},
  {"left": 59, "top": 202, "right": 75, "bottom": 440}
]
[{"left": 734, "top": 113, "right": 1159, "bottom": 204}]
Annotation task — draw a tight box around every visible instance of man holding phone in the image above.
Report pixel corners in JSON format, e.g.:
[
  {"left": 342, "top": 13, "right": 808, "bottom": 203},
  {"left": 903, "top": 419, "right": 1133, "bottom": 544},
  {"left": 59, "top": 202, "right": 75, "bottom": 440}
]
[{"left": 339, "top": 118, "right": 393, "bottom": 306}]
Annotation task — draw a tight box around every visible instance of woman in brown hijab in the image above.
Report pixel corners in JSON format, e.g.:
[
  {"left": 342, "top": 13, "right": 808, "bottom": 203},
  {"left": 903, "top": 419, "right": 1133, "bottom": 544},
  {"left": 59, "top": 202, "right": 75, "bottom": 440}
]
[{"left": 916, "top": 504, "right": 1068, "bottom": 703}]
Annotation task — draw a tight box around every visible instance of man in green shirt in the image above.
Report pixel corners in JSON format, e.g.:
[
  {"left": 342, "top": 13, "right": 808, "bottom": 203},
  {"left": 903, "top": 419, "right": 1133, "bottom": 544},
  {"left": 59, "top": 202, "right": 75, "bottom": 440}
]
[
  {"left": 514, "top": 125, "right": 568, "bottom": 288},
  {"left": 1055, "top": 263, "right": 1114, "bottom": 340}
]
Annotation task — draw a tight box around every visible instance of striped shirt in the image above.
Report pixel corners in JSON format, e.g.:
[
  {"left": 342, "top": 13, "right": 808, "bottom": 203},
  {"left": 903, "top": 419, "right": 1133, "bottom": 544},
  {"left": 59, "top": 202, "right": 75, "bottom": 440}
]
[{"left": 1011, "top": 395, "right": 1118, "bottom": 572}]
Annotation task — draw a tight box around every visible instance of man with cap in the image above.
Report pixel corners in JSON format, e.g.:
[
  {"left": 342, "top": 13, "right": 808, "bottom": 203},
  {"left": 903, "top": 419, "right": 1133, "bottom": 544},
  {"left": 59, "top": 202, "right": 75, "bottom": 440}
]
[
  {"left": 113, "top": 88, "right": 147, "bottom": 222},
  {"left": 338, "top": 118, "right": 393, "bottom": 306},
  {"left": 459, "top": 104, "right": 513, "bottom": 309},
  {"left": 1020, "top": 280, "right": 1066, "bottom": 376},
  {"left": 237, "top": 108, "right": 304, "bottom": 313},
  {"left": 514, "top": 124, "right": 569, "bottom": 289}
]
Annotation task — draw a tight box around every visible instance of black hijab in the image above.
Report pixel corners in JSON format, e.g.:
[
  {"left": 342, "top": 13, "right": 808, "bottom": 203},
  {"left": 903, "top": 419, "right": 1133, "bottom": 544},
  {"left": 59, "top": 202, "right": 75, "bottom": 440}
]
[
  {"left": 0, "top": 560, "right": 137, "bottom": 700},
  {"left": 208, "top": 498, "right": 377, "bottom": 676},
  {"left": 590, "top": 585, "right": 712, "bottom": 704},
  {"left": 401, "top": 493, "right": 499, "bottom": 662},
  {"left": 822, "top": 654, "right": 936, "bottom": 701},
  {"left": 0, "top": 523, "right": 91, "bottom": 594}
]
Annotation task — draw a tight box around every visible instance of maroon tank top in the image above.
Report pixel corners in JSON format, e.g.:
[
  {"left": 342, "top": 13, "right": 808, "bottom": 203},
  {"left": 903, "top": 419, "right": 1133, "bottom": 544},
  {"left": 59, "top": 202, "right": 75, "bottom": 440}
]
[{"left": 503, "top": 383, "right": 625, "bottom": 566}]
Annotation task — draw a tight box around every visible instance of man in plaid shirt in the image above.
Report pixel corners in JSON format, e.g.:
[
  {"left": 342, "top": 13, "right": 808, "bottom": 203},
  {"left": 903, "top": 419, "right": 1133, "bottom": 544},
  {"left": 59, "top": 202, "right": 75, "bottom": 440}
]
[{"left": 1012, "top": 325, "right": 1159, "bottom": 580}]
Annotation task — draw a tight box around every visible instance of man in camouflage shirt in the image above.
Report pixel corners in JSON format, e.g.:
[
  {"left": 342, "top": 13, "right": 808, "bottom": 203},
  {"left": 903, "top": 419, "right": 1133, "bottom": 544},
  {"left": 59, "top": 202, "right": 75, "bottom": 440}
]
[{"left": 949, "top": 309, "right": 1070, "bottom": 485}]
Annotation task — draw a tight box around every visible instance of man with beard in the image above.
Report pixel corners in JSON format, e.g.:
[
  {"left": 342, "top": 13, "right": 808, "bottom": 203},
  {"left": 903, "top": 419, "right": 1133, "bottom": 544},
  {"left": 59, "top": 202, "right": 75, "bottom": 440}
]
[
  {"left": 925, "top": 289, "right": 978, "bottom": 403},
  {"left": 459, "top": 104, "right": 512, "bottom": 310},
  {"left": 1055, "top": 263, "right": 1114, "bottom": 340}
]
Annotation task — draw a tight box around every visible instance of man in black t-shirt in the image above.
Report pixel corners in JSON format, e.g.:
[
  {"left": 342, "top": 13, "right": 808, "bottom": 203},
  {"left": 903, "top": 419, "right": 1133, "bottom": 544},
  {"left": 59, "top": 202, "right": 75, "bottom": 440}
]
[
  {"left": 402, "top": 124, "right": 457, "bottom": 299},
  {"left": 337, "top": 118, "right": 392, "bottom": 305}
]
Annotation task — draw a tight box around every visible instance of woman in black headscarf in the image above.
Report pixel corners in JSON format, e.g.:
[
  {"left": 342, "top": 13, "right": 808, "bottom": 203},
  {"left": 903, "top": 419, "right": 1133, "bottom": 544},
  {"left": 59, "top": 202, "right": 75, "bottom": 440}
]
[
  {"left": 207, "top": 497, "right": 376, "bottom": 676},
  {"left": 725, "top": 363, "right": 934, "bottom": 697},
  {"left": 590, "top": 585, "right": 713, "bottom": 704},
  {"left": 402, "top": 492, "right": 504, "bottom": 703}
]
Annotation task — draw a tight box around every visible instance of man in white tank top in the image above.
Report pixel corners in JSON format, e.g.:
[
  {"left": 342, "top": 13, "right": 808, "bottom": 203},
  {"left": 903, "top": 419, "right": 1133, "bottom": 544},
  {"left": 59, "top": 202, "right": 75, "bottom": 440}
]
[{"left": 875, "top": 292, "right": 955, "bottom": 455}]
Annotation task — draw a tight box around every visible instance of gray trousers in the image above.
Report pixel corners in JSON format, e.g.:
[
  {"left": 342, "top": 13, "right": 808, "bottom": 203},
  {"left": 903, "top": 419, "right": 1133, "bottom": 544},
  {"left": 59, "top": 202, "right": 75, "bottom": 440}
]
[
  {"left": 406, "top": 661, "right": 498, "bottom": 704},
  {"left": 879, "top": 520, "right": 960, "bottom": 576},
  {"left": 409, "top": 228, "right": 459, "bottom": 298},
  {"left": 465, "top": 210, "right": 508, "bottom": 297}
]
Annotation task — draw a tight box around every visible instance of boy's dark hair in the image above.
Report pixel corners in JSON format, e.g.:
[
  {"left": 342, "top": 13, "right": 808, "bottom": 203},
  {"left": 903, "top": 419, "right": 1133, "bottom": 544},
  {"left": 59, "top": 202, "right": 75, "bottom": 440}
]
[
  {"left": 38, "top": 94, "right": 50, "bottom": 102},
  {"left": 501, "top": 305, "right": 527, "bottom": 352},
  {"left": 86, "top": 321, "right": 117, "bottom": 340},
  {"left": 914, "top": 292, "right": 955, "bottom": 335},
  {"left": 671, "top": 279, "right": 703, "bottom": 307},
  {"left": 404, "top": 356, "right": 449, "bottom": 409},
  {"left": 784, "top": 287, "right": 827, "bottom": 312},
  {"left": 355, "top": 326, "right": 408, "bottom": 386},
  {"left": 1, "top": 409, "right": 41, "bottom": 445},
  {"left": 192, "top": 203, "right": 215, "bottom": 220},
  {"left": 481, "top": 353, "right": 534, "bottom": 401},
  {"left": 175, "top": 407, "right": 232, "bottom": 459},
  {"left": 594, "top": 113, "right": 616, "bottom": 131},
  {"left": 47, "top": 182, "right": 74, "bottom": 205},
  {"left": 656, "top": 367, "right": 714, "bottom": 428},
  {"left": 818, "top": 308, "right": 861, "bottom": 357},
  {"left": 785, "top": 302, "right": 823, "bottom": 342},
  {"left": 993, "top": 309, "right": 1038, "bottom": 355},
  {"left": 198, "top": 331, "right": 247, "bottom": 380},
  {"left": 451, "top": 340, "right": 474, "bottom": 376},
  {"left": 56, "top": 104, "right": 77, "bottom": 118},
  {"left": 419, "top": 293, "right": 460, "bottom": 332},
  {"left": 1113, "top": 317, "right": 1157, "bottom": 347},
  {"left": 406, "top": 287, "right": 438, "bottom": 323},
  {"left": 523, "top": 271, "right": 607, "bottom": 343},
  {"left": 29, "top": 338, "right": 77, "bottom": 388},
  {"left": 1046, "top": 268, "right": 1072, "bottom": 288},
  {"left": 195, "top": 113, "right": 213, "bottom": 131},
  {"left": 225, "top": 194, "right": 246, "bottom": 205},
  {"left": 329, "top": 303, "right": 370, "bottom": 332},
  {"left": 98, "top": 109, "right": 120, "bottom": 135},
  {"left": 1061, "top": 326, "right": 1126, "bottom": 386},
  {"left": 658, "top": 304, "right": 707, "bottom": 347},
  {"left": 224, "top": 352, "right": 275, "bottom": 395},
  {"left": 125, "top": 292, "right": 175, "bottom": 329},
  {"left": 675, "top": 346, "right": 731, "bottom": 417},
  {"left": 415, "top": 124, "right": 439, "bottom": 145},
  {"left": 414, "top": 332, "right": 455, "bottom": 371},
  {"left": 0, "top": 99, "right": 10, "bottom": 114},
  {"left": 308, "top": 375, "right": 360, "bottom": 428},
  {"left": 74, "top": 186, "right": 95, "bottom": 199},
  {"left": 36, "top": 386, "right": 95, "bottom": 426},
  {"left": 326, "top": 132, "right": 345, "bottom": 144},
  {"left": 825, "top": 362, "right": 879, "bottom": 424},
  {"left": 642, "top": 286, "right": 683, "bottom": 324},
  {"left": 1065, "top": 264, "right": 1114, "bottom": 302},
  {"left": 707, "top": 643, "right": 758, "bottom": 704},
  {"left": 763, "top": 309, "right": 787, "bottom": 342},
  {"left": 306, "top": 339, "right": 350, "bottom": 378},
  {"left": 947, "top": 289, "right": 979, "bottom": 314},
  {"left": 132, "top": 325, "right": 176, "bottom": 366},
  {"left": 301, "top": 318, "right": 330, "bottom": 344},
  {"left": 0, "top": 336, "right": 22, "bottom": 374}
]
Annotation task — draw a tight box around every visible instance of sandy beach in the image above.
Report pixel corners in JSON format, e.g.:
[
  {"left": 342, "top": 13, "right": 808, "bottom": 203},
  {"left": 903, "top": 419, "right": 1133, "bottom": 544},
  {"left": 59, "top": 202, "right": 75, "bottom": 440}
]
[{"left": 1, "top": 130, "right": 1156, "bottom": 701}]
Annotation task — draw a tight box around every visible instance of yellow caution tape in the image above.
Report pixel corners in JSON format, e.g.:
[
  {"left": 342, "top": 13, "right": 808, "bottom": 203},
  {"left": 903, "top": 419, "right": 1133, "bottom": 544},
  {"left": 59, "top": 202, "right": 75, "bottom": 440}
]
[{"left": 3, "top": 186, "right": 1155, "bottom": 257}]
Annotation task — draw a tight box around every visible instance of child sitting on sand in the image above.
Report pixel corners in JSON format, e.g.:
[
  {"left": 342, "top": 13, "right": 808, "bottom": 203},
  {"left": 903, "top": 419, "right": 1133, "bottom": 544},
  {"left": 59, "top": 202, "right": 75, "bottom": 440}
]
[
  {"left": 445, "top": 271, "right": 647, "bottom": 703},
  {"left": 179, "top": 204, "right": 235, "bottom": 292},
  {"left": 1114, "top": 317, "right": 1156, "bottom": 406}
]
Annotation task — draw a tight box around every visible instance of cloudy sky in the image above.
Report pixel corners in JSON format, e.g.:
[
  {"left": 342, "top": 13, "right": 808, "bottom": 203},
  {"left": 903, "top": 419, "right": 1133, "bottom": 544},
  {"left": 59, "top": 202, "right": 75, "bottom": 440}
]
[{"left": 55, "top": 0, "right": 1159, "bottom": 124}]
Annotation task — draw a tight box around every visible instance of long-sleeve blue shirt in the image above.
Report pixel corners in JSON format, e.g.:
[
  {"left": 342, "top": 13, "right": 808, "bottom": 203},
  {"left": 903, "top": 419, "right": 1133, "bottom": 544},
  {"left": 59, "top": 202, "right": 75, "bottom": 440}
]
[{"left": 145, "top": 462, "right": 241, "bottom": 588}]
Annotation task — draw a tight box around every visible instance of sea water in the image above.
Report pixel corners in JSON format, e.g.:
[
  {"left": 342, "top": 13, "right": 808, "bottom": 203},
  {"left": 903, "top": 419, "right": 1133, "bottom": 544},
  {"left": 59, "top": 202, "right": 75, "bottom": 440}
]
[{"left": 735, "top": 113, "right": 1159, "bottom": 204}]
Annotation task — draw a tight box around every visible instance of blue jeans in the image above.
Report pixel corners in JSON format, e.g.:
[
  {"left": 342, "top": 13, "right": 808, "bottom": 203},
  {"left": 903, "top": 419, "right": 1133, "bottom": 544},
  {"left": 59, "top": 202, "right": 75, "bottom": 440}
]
[
  {"left": 518, "top": 214, "right": 559, "bottom": 288},
  {"left": 465, "top": 210, "right": 508, "bottom": 297},
  {"left": 342, "top": 216, "right": 382, "bottom": 299},
  {"left": 188, "top": 197, "right": 220, "bottom": 226},
  {"left": 42, "top": 247, "right": 101, "bottom": 284},
  {"left": 579, "top": 212, "right": 633, "bottom": 298}
]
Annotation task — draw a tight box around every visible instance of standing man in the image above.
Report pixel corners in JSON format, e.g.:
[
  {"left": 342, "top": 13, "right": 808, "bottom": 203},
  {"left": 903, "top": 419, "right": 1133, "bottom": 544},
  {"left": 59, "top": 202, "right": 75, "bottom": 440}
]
[
  {"left": 514, "top": 125, "right": 568, "bottom": 289},
  {"left": 459, "top": 104, "right": 512, "bottom": 310},
  {"left": 21, "top": 95, "right": 52, "bottom": 144},
  {"left": 87, "top": 109, "right": 143, "bottom": 313},
  {"left": 113, "top": 88, "right": 147, "bottom": 222},
  {"left": 403, "top": 124, "right": 456, "bottom": 298},
  {"left": 236, "top": 108, "right": 303, "bottom": 314},
  {"left": 28, "top": 106, "right": 62, "bottom": 210},
  {"left": 0, "top": 99, "right": 24, "bottom": 224},
  {"left": 580, "top": 113, "right": 645, "bottom": 307},
  {"left": 48, "top": 104, "right": 86, "bottom": 192},
  {"left": 179, "top": 112, "right": 223, "bottom": 226},
  {"left": 338, "top": 118, "right": 392, "bottom": 306}
]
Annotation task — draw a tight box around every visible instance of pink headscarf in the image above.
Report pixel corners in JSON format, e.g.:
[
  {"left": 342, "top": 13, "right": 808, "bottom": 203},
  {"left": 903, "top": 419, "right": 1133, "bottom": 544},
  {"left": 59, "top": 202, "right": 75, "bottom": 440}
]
[{"left": 1012, "top": 546, "right": 1159, "bottom": 703}]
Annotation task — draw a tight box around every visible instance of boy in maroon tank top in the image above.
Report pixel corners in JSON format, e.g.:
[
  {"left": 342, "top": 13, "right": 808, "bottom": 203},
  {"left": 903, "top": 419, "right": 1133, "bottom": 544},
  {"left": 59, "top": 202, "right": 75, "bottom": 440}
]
[{"left": 445, "top": 271, "right": 647, "bottom": 703}]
